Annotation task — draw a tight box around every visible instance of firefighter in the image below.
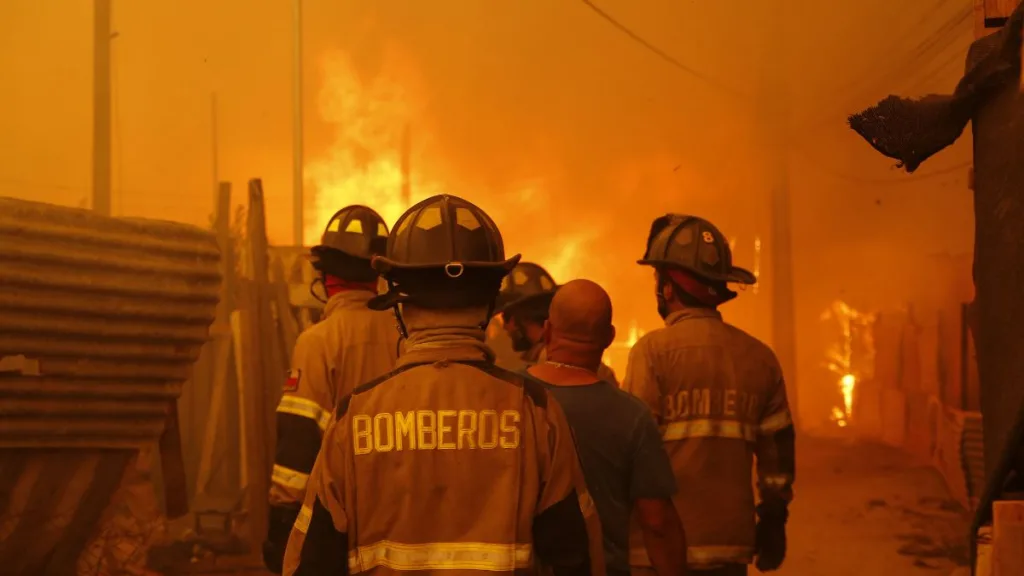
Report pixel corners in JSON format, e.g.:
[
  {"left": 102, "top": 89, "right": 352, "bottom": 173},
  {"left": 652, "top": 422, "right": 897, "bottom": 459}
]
[
  {"left": 262, "top": 205, "right": 400, "bottom": 574},
  {"left": 494, "top": 261, "right": 619, "bottom": 384},
  {"left": 624, "top": 214, "right": 795, "bottom": 576},
  {"left": 281, "top": 194, "right": 603, "bottom": 576}
]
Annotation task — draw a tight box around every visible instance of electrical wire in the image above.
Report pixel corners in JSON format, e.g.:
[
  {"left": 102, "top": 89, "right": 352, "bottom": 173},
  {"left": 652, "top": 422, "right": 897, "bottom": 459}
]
[
  {"left": 901, "top": 34, "right": 974, "bottom": 94},
  {"left": 815, "top": 0, "right": 962, "bottom": 101},
  {"left": 793, "top": 147, "right": 971, "bottom": 186},
  {"left": 578, "top": 0, "right": 749, "bottom": 101},
  {"left": 794, "top": 3, "right": 973, "bottom": 135}
]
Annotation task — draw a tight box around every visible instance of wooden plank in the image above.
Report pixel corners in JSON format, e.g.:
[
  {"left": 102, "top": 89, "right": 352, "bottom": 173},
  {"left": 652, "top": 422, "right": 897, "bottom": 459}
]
[
  {"left": 272, "top": 255, "right": 300, "bottom": 358},
  {"left": 231, "top": 308, "right": 249, "bottom": 493},
  {"left": 193, "top": 334, "right": 234, "bottom": 498},
  {"left": 160, "top": 399, "right": 190, "bottom": 519},
  {"left": 242, "top": 179, "right": 274, "bottom": 550},
  {"left": 38, "top": 451, "right": 130, "bottom": 575},
  {"left": 193, "top": 182, "right": 235, "bottom": 499},
  {"left": 993, "top": 501, "right": 1024, "bottom": 575}
]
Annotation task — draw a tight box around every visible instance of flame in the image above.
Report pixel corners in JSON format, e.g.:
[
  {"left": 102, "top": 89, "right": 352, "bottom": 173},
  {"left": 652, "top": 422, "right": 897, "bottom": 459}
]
[
  {"left": 821, "top": 300, "right": 875, "bottom": 428},
  {"left": 304, "top": 50, "right": 443, "bottom": 242},
  {"left": 602, "top": 320, "right": 645, "bottom": 379},
  {"left": 301, "top": 50, "right": 600, "bottom": 293},
  {"left": 752, "top": 237, "right": 761, "bottom": 295}
]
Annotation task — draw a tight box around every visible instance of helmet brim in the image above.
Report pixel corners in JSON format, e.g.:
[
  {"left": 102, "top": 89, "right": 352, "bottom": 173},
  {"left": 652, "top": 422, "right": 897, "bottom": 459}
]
[
  {"left": 371, "top": 253, "right": 522, "bottom": 276},
  {"left": 494, "top": 288, "right": 558, "bottom": 315},
  {"left": 367, "top": 289, "right": 409, "bottom": 311},
  {"left": 638, "top": 258, "right": 758, "bottom": 285}
]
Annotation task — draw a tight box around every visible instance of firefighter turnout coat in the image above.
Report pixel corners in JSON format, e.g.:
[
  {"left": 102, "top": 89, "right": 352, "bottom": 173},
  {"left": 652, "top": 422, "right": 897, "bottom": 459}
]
[
  {"left": 623, "top": 308, "right": 795, "bottom": 569},
  {"left": 281, "top": 329, "right": 604, "bottom": 576},
  {"left": 269, "top": 291, "right": 399, "bottom": 522}
]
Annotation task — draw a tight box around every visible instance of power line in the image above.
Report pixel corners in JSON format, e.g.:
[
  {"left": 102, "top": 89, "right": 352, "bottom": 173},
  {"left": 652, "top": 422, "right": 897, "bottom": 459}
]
[
  {"left": 792, "top": 147, "right": 971, "bottom": 186},
  {"left": 793, "top": 3, "right": 973, "bottom": 135},
  {"left": 578, "top": 0, "right": 748, "bottom": 101}
]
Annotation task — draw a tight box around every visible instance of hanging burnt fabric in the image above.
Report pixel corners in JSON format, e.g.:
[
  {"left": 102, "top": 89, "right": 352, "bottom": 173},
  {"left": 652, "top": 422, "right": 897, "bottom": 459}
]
[{"left": 847, "top": 1, "right": 1024, "bottom": 172}]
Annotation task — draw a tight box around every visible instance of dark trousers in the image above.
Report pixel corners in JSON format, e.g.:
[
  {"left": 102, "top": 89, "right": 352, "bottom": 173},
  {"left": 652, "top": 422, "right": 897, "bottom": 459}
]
[
  {"left": 631, "top": 564, "right": 747, "bottom": 576},
  {"left": 693, "top": 565, "right": 748, "bottom": 576}
]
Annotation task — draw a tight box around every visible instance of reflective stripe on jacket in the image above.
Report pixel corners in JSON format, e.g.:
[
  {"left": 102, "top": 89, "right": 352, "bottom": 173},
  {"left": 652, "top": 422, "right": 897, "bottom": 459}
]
[{"left": 269, "top": 290, "right": 399, "bottom": 507}]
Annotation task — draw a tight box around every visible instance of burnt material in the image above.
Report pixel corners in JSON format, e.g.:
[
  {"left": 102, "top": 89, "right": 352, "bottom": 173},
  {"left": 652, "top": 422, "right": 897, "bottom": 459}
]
[{"left": 847, "top": 0, "right": 1023, "bottom": 172}]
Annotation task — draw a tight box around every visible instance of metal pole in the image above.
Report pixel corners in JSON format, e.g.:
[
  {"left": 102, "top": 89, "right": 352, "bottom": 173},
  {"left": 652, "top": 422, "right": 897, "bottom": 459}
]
[
  {"left": 292, "top": 0, "right": 305, "bottom": 246},
  {"left": 211, "top": 92, "right": 219, "bottom": 208},
  {"left": 92, "top": 0, "right": 112, "bottom": 216},
  {"left": 760, "top": 0, "right": 799, "bottom": 427}
]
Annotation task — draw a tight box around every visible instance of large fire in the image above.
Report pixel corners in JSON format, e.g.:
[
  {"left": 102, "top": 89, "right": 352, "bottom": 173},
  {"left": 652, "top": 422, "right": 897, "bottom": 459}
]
[
  {"left": 302, "top": 50, "right": 594, "bottom": 286},
  {"left": 820, "top": 300, "right": 875, "bottom": 428}
]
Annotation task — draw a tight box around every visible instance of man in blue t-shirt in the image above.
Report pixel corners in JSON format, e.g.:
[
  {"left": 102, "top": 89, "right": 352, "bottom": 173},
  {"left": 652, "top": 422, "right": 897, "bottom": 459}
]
[{"left": 527, "top": 279, "right": 688, "bottom": 576}]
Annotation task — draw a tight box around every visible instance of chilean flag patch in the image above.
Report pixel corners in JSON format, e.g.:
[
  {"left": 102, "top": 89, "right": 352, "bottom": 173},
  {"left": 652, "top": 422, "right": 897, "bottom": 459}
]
[{"left": 283, "top": 369, "right": 301, "bottom": 393}]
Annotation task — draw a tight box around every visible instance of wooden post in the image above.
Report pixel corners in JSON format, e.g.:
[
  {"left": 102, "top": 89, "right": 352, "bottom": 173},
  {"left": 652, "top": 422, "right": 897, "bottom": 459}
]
[
  {"left": 273, "top": 256, "right": 301, "bottom": 359},
  {"left": 92, "top": 0, "right": 112, "bottom": 216},
  {"left": 758, "top": 0, "right": 799, "bottom": 428},
  {"left": 159, "top": 401, "right": 190, "bottom": 519},
  {"left": 193, "top": 183, "right": 235, "bottom": 500},
  {"left": 240, "top": 178, "right": 288, "bottom": 550}
]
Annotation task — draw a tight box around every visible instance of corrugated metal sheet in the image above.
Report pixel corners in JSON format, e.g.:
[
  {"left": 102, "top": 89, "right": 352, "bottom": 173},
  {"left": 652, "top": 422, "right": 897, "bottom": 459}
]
[
  {"left": 0, "top": 449, "right": 132, "bottom": 574},
  {"left": 0, "top": 197, "right": 220, "bottom": 448}
]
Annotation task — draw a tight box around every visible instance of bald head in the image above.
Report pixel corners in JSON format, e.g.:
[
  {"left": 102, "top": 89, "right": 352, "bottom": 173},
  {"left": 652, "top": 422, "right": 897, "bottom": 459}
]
[{"left": 547, "top": 279, "right": 615, "bottom": 352}]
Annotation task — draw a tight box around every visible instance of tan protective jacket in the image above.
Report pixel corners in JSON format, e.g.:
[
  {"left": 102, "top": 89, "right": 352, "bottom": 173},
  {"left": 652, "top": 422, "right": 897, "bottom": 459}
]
[
  {"left": 269, "top": 291, "right": 399, "bottom": 507},
  {"left": 282, "top": 329, "right": 604, "bottom": 576},
  {"left": 622, "top": 308, "right": 794, "bottom": 569}
]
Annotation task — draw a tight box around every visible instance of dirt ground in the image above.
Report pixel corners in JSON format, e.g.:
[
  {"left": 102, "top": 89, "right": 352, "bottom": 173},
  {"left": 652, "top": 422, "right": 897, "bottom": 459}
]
[
  {"left": 165, "top": 434, "right": 972, "bottom": 576},
  {"left": 775, "top": 434, "right": 971, "bottom": 576}
]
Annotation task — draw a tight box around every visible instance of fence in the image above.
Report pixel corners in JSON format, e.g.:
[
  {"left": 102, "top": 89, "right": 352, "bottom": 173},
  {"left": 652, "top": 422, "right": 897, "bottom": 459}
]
[{"left": 851, "top": 299, "right": 984, "bottom": 511}]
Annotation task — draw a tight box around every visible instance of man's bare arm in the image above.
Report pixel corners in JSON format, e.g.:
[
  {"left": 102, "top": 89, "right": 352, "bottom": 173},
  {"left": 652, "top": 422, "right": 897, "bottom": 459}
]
[{"left": 636, "top": 498, "right": 688, "bottom": 576}]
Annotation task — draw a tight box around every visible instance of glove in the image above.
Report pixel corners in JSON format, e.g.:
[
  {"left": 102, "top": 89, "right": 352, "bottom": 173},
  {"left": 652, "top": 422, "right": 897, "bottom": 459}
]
[
  {"left": 263, "top": 505, "right": 300, "bottom": 574},
  {"left": 262, "top": 540, "right": 285, "bottom": 575},
  {"left": 754, "top": 502, "right": 788, "bottom": 572}
]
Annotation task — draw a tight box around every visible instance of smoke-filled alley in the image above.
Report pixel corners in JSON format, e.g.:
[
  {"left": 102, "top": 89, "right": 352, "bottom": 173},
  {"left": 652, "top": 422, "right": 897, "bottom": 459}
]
[{"left": 2, "top": 0, "right": 1023, "bottom": 575}]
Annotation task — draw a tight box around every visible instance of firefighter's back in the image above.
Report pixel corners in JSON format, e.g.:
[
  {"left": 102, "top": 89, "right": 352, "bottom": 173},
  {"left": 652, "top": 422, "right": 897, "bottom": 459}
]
[
  {"left": 341, "top": 360, "right": 552, "bottom": 574},
  {"left": 640, "top": 312, "right": 782, "bottom": 565},
  {"left": 320, "top": 292, "right": 400, "bottom": 403}
]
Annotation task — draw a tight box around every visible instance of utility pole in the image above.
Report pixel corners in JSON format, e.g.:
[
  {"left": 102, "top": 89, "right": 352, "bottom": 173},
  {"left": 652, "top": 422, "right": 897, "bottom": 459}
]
[
  {"left": 400, "top": 124, "right": 411, "bottom": 208},
  {"left": 211, "top": 93, "right": 219, "bottom": 207},
  {"left": 292, "top": 0, "right": 305, "bottom": 246},
  {"left": 92, "top": 0, "right": 112, "bottom": 216},
  {"left": 759, "top": 0, "right": 799, "bottom": 427}
]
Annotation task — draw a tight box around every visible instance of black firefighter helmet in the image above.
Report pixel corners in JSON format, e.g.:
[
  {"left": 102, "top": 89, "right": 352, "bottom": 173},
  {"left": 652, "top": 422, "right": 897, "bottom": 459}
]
[
  {"left": 637, "top": 214, "right": 756, "bottom": 285},
  {"left": 367, "top": 194, "right": 521, "bottom": 311},
  {"left": 494, "top": 262, "right": 559, "bottom": 320},
  {"left": 309, "top": 205, "right": 389, "bottom": 282}
]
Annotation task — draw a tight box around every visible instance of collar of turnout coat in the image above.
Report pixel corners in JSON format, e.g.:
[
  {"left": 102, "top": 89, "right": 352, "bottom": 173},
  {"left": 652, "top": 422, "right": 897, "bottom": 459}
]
[
  {"left": 397, "top": 327, "right": 496, "bottom": 368},
  {"left": 324, "top": 290, "right": 375, "bottom": 318},
  {"left": 847, "top": 1, "right": 1023, "bottom": 172},
  {"left": 664, "top": 307, "right": 723, "bottom": 327}
]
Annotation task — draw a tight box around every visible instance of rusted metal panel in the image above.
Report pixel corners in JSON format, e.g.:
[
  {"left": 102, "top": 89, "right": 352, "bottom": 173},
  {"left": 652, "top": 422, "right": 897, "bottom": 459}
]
[
  {"left": 0, "top": 448, "right": 133, "bottom": 574},
  {"left": 0, "top": 197, "right": 220, "bottom": 449}
]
